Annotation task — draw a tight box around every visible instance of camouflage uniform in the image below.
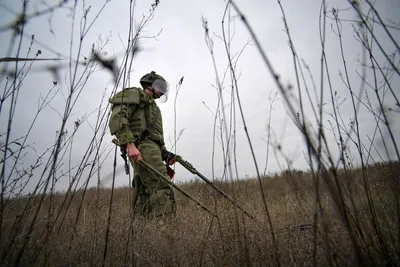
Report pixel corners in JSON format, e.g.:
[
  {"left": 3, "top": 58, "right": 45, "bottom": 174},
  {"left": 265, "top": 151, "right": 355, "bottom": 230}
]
[{"left": 108, "top": 72, "right": 175, "bottom": 219}]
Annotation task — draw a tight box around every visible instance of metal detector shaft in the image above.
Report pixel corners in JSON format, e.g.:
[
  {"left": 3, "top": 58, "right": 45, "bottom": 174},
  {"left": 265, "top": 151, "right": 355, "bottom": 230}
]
[
  {"left": 175, "top": 156, "right": 255, "bottom": 220},
  {"left": 111, "top": 139, "right": 217, "bottom": 218},
  {"left": 138, "top": 160, "right": 217, "bottom": 218}
]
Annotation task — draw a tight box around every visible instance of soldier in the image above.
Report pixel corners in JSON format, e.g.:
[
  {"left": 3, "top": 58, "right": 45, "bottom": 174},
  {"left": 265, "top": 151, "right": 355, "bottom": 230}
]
[{"left": 108, "top": 71, "right": 177, "bottom": 220}]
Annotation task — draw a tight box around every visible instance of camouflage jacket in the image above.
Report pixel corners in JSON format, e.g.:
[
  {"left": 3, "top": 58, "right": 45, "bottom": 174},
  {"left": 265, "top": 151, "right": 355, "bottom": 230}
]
[{"left": 108, "top": 87, "right": 165, "bottom": 149}]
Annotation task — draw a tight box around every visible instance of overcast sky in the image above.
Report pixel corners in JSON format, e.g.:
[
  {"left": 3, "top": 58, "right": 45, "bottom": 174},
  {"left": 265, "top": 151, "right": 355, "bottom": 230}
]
[{"left": 1, "top": 0, "right": 399, "bottom": 194}]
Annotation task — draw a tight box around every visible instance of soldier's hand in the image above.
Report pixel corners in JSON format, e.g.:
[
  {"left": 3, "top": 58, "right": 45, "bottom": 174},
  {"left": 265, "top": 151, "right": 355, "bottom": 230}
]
[
  {"left": 127, "top": 143, "right": 142, "bottom": 163},
  {"left": 162, "top": 149, "right": 177, "bottom": 165}
]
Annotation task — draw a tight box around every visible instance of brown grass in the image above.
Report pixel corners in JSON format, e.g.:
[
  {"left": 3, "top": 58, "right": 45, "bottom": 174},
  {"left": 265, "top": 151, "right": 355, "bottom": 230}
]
[{"left": 1, "top": 161, "right": 399, "bottom": 266}]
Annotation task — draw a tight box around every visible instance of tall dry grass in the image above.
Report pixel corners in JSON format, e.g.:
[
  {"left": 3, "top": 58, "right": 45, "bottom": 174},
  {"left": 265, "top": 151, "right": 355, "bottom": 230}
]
[
  {"left": 1, "top": 161, "right": 398, "bottom": 266},
  {"left": 1, "top": 0, "right": 399, "bottom": 266}
]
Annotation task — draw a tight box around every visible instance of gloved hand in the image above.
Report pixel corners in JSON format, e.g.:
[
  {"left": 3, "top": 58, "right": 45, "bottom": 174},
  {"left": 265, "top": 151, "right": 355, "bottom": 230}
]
[{"left": 161, "top": 149, "right": 177, "bottom": 165}]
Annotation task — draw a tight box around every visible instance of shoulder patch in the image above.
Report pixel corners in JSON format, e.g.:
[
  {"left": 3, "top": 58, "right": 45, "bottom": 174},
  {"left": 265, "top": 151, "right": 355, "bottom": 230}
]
[{"left": 109, "top": 87, "right": 142, "bottom": 105}]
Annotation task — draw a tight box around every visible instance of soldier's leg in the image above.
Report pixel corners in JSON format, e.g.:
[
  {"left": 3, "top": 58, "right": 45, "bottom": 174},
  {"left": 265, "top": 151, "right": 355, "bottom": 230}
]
[
  {"left": 136, "top": 140, "right": 174, "bottom": 218},
  {"left": 132, "top": 174, "right": 152, "bottom": 217}
]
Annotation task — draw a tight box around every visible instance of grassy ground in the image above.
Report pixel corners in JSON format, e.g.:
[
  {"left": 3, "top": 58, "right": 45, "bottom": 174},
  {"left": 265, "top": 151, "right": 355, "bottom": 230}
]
[{"left": 1, "top": 161, "right": 399, "bottom": 266}]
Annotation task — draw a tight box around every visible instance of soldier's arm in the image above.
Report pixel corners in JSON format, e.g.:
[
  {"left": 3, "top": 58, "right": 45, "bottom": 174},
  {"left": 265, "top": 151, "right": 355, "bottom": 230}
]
[
  {"left": 109, "top": 102, "right": 142, "bottom": 163},
  {"left": 108, "top": 103, "right": 136, "bottom": 146},
  {"left": 108, "top": 88, "right": 141, "bottom": 147}
]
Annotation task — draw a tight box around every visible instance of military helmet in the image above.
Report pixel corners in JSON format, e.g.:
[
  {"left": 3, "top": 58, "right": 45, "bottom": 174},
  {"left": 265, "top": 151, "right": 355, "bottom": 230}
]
[
  {"left": 140, "top": 71, "right": 166, "bottom": 88},
  {"left": 139, "top": 71, "right": 170, "bottom": 103}
]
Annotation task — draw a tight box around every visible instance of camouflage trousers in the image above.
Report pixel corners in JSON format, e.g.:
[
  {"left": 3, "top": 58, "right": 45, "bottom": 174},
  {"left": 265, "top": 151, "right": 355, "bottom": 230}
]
[{"left": 131, "top": 139, "right": 176, "bottom": 219}]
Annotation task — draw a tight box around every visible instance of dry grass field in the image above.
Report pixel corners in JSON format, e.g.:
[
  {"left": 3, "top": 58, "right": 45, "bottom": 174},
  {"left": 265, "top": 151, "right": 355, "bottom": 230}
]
[
  {"left": 1, "top": 1, "right": 399, "bottom": 266},
  {"left": 1, "top": 161, "right": 399, "bottom": 266}
]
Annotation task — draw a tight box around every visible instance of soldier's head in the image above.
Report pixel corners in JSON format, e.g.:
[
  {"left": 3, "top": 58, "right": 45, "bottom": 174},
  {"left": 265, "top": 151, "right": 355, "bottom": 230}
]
[{"left": 140, "top": 71, "right": 169, "bottom": 103}]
